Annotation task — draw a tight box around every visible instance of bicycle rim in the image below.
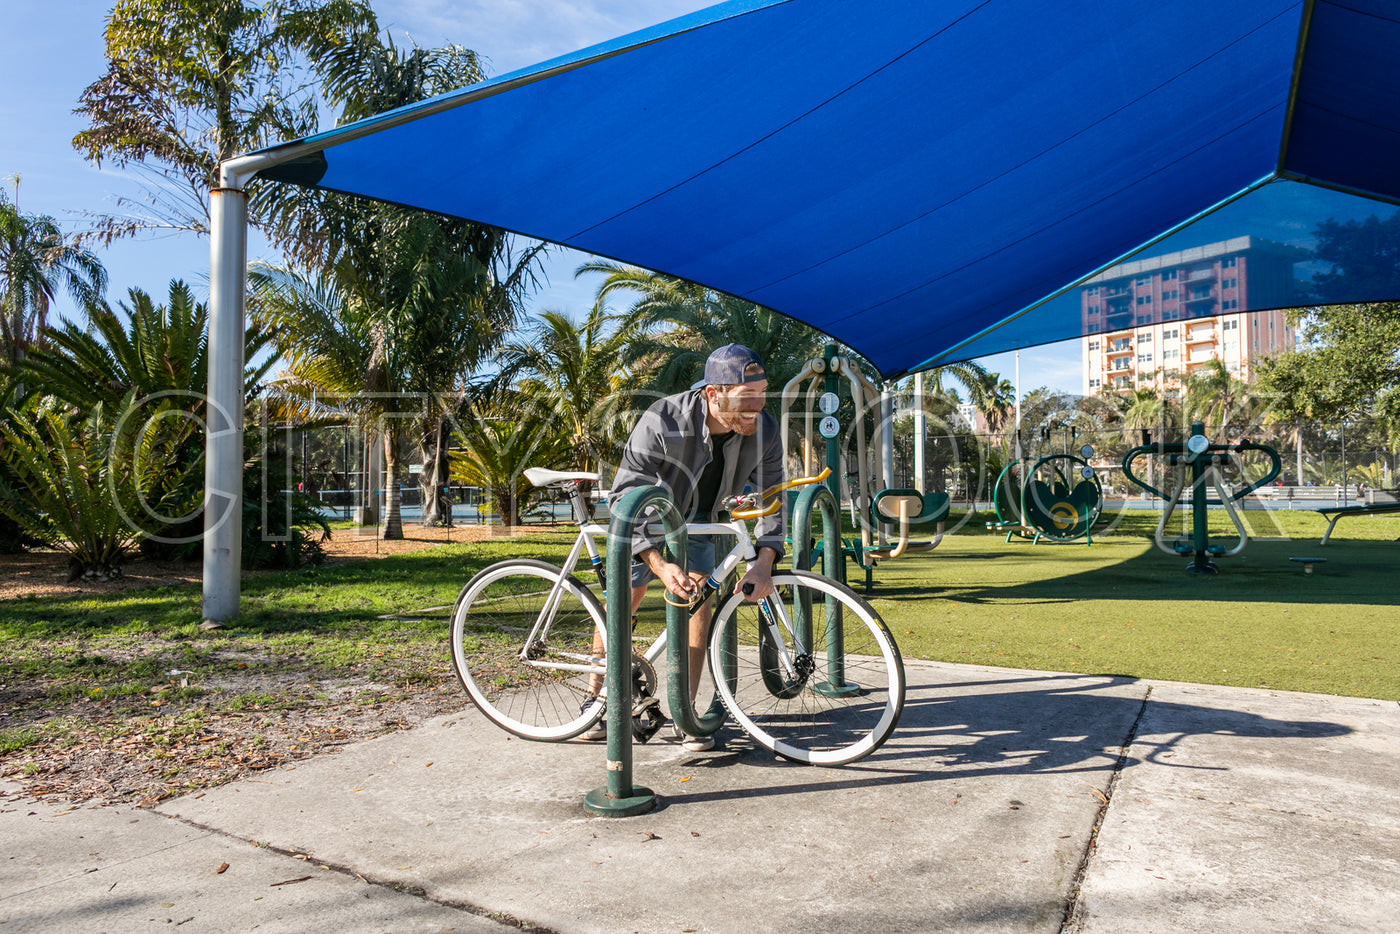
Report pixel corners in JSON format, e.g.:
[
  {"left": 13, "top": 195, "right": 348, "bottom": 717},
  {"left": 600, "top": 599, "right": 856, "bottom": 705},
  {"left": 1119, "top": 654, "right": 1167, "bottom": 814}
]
[
  {"left": 451, "top": 559, "right": 606, "bottom": 741},
  {"left": 710, "top": 570, "right": 904, "bottom": 765}
]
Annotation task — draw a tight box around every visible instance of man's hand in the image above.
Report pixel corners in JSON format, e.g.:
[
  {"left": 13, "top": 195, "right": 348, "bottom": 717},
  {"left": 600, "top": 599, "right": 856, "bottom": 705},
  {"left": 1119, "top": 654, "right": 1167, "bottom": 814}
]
[
  {"left": 641, "top": 548, "right": 698, "bottom": 601},
  {"left": 736, "top": 546, "right": 779, "bottom": 601}
]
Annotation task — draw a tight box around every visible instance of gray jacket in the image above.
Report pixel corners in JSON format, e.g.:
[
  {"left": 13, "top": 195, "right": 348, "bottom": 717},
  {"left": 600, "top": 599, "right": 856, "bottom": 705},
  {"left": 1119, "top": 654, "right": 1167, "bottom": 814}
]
[{"left": 610, "top": 389, "right": 786, "bottom": 560}]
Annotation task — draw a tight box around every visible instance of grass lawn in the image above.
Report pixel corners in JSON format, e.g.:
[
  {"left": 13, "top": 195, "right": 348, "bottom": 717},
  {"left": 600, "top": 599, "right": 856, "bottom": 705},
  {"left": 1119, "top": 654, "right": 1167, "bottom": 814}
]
[
  {"left": 1, "top": 506, "right": 1395, "bottom": 803},
  {"left": 864, "top": 509, "right": 1398, "bottom": 700}
]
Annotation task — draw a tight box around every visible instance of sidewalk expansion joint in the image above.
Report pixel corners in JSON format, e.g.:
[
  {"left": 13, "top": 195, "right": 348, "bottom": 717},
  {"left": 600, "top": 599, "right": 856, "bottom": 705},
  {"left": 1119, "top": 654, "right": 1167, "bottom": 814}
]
[
  {"left": 1059, "top": 683, "right": 1152, "bottom": 933},
  {"left": 159, "top": 810, "right": 563, "bottom": 933}
]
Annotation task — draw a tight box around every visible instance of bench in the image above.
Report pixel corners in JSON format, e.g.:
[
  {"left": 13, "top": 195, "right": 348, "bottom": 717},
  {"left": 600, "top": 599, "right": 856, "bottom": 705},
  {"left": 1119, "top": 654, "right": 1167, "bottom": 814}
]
[{"left": 1316, "top": 497, "right": 1400, "bottom": 544}]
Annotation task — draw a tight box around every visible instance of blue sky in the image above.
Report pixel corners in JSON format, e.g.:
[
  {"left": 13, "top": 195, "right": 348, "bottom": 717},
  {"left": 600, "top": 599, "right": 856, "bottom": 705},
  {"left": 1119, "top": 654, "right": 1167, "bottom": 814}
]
[{"left": 2, "top": 0, "right": 1081, "bottom": 396}]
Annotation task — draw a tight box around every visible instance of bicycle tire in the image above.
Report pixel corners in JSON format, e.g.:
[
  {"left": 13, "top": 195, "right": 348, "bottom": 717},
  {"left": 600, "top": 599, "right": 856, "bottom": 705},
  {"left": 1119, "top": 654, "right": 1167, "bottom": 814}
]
[
  {"left": 451, "top": 558, "right": 607, "bottom": 741},
  {"left": 709, "top": 569, "right": 904, "bottom": 765}
]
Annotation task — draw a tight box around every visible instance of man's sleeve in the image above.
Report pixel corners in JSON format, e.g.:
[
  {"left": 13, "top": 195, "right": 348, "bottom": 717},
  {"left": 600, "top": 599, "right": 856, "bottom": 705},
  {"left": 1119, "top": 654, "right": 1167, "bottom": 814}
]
[
  {"left": 751, "top": 417, "right": 787, "bottom": 559},
  {"left": 610, "top": 407, "right": 669, "bottom": 558}
]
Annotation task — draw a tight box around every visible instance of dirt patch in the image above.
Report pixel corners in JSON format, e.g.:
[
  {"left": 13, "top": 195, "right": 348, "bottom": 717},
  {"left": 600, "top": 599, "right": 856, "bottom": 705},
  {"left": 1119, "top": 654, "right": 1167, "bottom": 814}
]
[{"left": 0, "top": 522, "right": 561, "bottom": 807}]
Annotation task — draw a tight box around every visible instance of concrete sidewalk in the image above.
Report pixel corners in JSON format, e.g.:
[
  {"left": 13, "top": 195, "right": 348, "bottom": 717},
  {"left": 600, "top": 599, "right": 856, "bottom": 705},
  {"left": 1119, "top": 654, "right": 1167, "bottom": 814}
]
[{"left": 3, "top": 661, "right": 1396, "bottom": 933}]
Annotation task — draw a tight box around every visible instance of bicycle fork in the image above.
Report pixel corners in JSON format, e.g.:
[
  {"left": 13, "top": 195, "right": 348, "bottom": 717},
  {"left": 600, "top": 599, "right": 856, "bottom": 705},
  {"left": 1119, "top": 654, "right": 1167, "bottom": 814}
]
[{"left": 684, "top": 578, "right": 812, "bottom": 691}]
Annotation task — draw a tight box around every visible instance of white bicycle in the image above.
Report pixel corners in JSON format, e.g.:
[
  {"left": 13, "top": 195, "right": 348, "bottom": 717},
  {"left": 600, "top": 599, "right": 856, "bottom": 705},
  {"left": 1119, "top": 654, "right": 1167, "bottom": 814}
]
[{"left": 449, "top": 467, "right": 905, "bottom": 766}]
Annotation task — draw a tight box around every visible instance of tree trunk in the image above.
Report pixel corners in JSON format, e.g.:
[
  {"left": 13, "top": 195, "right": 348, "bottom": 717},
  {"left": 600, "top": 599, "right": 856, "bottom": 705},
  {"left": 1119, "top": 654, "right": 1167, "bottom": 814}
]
[
  {"left": 382, "top": 430, "right": 403, "bottom": 540},
  {"left": 493, "top": 487, "right": 517, "bottom": 528},
  {"left": 418, "top": 416, "right": 453, "bottom": 527}
]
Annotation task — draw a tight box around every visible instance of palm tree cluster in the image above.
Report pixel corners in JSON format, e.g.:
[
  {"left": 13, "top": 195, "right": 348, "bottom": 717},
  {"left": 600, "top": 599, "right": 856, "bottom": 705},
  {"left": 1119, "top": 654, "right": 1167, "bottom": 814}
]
[{"left": 14, "top": 0, "right": 1394, "bottom": 573}]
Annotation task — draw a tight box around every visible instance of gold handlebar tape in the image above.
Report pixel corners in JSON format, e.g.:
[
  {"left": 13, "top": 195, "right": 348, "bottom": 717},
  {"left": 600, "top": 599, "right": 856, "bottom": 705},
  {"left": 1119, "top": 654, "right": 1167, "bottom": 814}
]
[{"left": 729, "top": 467, "right": 833, "bottom": 520}]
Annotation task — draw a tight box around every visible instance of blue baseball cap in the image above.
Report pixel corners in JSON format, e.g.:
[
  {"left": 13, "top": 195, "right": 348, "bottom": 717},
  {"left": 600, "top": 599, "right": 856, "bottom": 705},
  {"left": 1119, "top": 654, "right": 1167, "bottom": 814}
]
[{"left": 703, "top": 344, "right": 766, "bottom": 386}]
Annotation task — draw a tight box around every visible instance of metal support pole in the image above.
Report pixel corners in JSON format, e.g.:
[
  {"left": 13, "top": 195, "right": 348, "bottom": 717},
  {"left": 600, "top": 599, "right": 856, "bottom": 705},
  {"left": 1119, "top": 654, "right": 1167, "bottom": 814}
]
[
  {"left": 913, "top": 372, "right": 925, "bottom": 494},
  {"left": 584, "top": 485, "right": 686, "bottom": 817},
  {"left": 201, "top": 184, "right": 249, "bottom": 623},
  {"left": 880, "top": 386, "right": 895, "bottom": 491}
]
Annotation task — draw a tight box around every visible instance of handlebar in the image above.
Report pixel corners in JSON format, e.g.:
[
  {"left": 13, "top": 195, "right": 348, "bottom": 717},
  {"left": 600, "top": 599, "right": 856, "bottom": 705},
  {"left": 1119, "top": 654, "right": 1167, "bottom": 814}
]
[
  {"left": 1121, "top": 439, "right": 1281, "bottom": 502},
  {"left": 728, "top": 467, "right": 833, "bottom": 520}
]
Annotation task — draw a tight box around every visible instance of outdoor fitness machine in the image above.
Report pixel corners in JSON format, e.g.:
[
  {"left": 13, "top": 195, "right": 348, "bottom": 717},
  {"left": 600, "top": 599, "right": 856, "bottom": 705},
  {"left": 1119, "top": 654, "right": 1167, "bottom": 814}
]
[
  {"left": 1120, "top": 421, "right": 1281, "bottom": 574},
  {"left": 988, "top": 444, "right": 1104, "bottom": 545},
  {"left": 780, "top": 344, "right": 949, "bottom": 589}
]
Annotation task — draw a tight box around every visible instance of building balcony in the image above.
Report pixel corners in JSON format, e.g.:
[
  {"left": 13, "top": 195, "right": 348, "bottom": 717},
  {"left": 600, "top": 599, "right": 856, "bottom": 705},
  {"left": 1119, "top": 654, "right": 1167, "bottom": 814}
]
[
  {"left": 1106, "top": 356, "right": 1132, "bottom": 372},
  {"left": 1185, "top": 328, "right": 1217, "bottom": 343},
  {"left": 1187, "top": 269, "right": 1216, "bottom": 282},
  {"left": 1184, "top": 292, "right": 1215, "bottom": 305}
]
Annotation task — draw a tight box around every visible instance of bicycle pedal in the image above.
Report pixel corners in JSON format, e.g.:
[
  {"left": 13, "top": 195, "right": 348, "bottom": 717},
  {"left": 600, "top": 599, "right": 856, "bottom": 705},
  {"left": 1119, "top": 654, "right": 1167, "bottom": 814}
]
[{"left": 631, "top": 696, "right": 666, "bottom": 743}]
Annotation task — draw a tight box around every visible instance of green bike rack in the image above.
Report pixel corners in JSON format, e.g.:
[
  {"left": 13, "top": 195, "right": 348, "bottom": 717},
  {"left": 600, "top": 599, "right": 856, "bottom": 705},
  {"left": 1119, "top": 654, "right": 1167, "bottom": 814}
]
[
  {"left": 790, "top": 483, "right": 858, "bottom": 697},
  {"left": 584, "top": 485, "right": 723, "bottom": 817}
]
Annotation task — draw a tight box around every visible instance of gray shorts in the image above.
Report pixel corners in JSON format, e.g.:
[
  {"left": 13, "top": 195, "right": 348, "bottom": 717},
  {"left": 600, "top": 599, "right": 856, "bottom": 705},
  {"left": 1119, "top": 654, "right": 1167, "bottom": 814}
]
[{"left": 631, "top": 535, "right": 718, "bottom": 588}]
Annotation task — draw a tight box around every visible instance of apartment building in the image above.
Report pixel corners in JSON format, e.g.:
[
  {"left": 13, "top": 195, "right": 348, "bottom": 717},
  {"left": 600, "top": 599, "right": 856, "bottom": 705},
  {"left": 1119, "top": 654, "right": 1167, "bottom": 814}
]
[{"left": 1080, "top": 236, "right": 1305, "bottom": 395}]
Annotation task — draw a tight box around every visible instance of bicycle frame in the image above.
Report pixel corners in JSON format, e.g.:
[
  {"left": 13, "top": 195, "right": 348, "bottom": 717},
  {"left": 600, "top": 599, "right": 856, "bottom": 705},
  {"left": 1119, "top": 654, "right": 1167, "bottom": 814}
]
[{"left": 516, "top": 478, "right": 811, "bottom": 690}]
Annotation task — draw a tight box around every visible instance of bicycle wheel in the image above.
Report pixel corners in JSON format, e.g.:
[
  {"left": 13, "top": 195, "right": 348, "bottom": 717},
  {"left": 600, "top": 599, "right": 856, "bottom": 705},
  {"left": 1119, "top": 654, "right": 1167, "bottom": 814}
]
[
  {"left": 709, "top": 569, "right": 904, "bottom": 765},
  {"left": 451, "top": 559, "right": 607, "bottom": 741}
]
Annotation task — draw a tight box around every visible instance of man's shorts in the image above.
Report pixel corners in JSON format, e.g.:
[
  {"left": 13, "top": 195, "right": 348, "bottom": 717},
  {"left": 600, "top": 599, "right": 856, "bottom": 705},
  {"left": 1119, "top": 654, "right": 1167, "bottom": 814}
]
[{"left": 631, "top": 535, "right": 717, "bottom": 588}]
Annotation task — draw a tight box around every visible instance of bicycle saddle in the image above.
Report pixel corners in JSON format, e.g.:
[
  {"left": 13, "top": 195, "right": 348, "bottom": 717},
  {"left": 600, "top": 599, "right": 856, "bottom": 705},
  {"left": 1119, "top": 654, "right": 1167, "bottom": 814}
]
[{"left": 523, "top": 468, "right": 602, "bottom": 488}]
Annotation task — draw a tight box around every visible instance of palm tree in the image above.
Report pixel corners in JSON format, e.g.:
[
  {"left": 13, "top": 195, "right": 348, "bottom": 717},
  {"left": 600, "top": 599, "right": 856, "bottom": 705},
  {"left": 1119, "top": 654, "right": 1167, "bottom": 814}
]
[
  {"left": 255, "top": 35, "right": 543, "bottom": 532},
  {"left": 252, "top": 211, "right": 523, "bottom": 536},
  {"left": 7, "top": 281, "right": 276, "bottom": 568},
  {"left": 493, "top": 304, "right": 639, "bottom": 473},
  {"left": 449, "top": 394, "right": 572, "bottom": 527},
  {"left": 1117, "top": 386, "right": 1164, "bottom": 443},
  {"left": 1182, "top": 360, "right": 1250, "bottom": 438},
  {"left": 249, "top": 261, "right": 395, "bottom": 533},
  {"left": 1113, "top": 386, "right": 1165, "bottom": 493},
  {"left": 579, "top": 261, "right": 828, "bottom": 407},
  {"left": 974, "top": 371, "right": 1017, "bottom": 451},
  {"left": 0, "top": 191, "right": 106, "bottom": 370}
]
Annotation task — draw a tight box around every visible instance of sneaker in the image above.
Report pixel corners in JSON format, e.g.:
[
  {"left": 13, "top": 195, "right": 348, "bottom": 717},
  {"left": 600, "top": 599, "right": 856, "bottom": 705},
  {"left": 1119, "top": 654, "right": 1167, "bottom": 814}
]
[
  {"left": 681, "top": 733, "right": 716, "bottom": 752},
  {"left": 580, "top": 699, "right": 606, "bottom": 741}
]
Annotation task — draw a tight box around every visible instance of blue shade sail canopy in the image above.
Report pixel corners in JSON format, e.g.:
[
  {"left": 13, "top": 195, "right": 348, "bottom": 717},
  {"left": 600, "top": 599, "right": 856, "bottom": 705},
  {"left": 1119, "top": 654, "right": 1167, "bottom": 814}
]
[{"left": 251, "top": 0, "right": 1400, "bottom": 380}]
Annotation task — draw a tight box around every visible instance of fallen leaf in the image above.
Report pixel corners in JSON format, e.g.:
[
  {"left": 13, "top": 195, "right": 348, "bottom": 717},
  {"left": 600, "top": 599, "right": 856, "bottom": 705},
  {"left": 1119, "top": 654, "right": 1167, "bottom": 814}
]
[
  {"left": 216, "top": 862, "right": 229, "bottom": 874},
  {"left": 270, "top": 876, "right": 311, "bottom": 887},
  {"left": 638, "top": 831, "right": 658, "bottom": 841}
]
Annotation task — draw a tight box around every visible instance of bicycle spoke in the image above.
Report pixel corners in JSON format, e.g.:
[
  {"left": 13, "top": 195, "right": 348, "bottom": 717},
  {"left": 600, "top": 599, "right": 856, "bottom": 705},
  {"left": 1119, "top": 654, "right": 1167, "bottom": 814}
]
[
  {"left": 712, "top": 570, "right": 904, "bottom": 765},
  {"left": 452, "top": 560, "right": 607, "bottom": 741}
]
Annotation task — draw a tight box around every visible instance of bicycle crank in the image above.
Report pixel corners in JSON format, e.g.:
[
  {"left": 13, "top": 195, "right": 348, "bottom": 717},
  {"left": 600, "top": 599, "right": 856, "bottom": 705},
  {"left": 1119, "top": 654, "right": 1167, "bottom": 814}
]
[{"left": 630, "top": 652, "right": 666, "bottom": 743}]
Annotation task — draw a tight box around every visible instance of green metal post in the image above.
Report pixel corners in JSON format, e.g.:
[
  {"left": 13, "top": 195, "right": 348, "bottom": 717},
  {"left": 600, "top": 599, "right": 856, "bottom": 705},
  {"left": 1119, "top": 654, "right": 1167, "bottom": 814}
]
[
  {"left": 583, "top": 485, "right": 682, "bottom": 817},
  {"left": 1186, "top": 421, "right": 1212, "bottom": 573},
  {"left": 791, "top": 484, "right": 858, "bottom": 696},
  {"left": 822, "top": 344, "right": 840, "bottom": 506}
]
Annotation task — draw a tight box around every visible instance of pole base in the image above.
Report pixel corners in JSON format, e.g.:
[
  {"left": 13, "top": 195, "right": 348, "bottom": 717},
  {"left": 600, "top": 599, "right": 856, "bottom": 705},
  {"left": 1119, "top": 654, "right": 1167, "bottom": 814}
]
[
  {"left": 1186, "top": 559, "right": 1218, "bottom": 574},
  {"left": 584, "top": 786, "right": 656, "bottom": 817},
  {"left": 814, "top": 681, "right": 861, "bottom": 698}
]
